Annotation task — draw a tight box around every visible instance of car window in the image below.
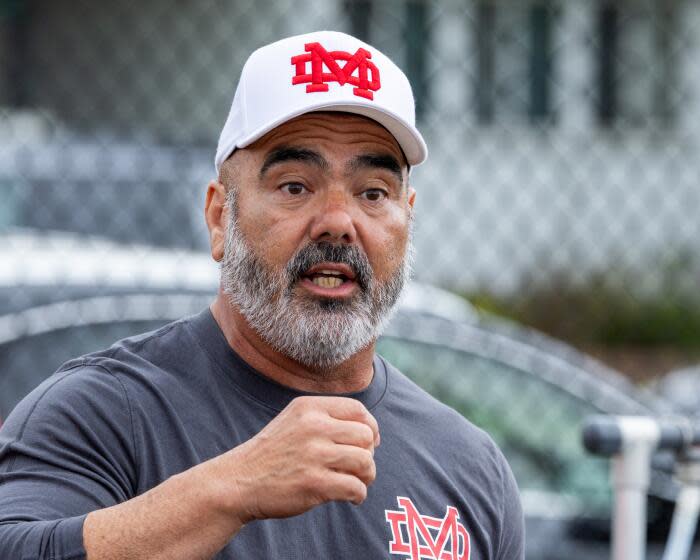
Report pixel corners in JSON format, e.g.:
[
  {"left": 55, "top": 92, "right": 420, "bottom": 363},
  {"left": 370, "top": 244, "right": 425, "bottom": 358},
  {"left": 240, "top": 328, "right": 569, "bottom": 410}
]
[
  {"left": 0, "top": 292, "right": 214, "bottom": 421},
  {"left": 376, "top": 336, "right": 612, "bottom": 517},
  {"left": 0, "top": 320, "right": 169, "bottom": 421}
]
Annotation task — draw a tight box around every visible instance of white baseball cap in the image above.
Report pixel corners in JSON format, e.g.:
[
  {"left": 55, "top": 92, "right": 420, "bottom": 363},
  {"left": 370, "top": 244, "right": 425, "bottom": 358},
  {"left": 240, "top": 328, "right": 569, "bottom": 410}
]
[{"left": 215, "top": 30, "right": 428, "bottom": 173}]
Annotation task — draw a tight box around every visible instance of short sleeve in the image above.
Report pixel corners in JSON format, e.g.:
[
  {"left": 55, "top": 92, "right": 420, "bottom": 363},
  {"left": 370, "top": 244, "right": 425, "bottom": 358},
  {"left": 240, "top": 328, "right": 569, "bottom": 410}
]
[
  {"left": 0, "top": 362, "right": 138, "bottom": 560},
  {"left": 496, "top": 447, "right": 525, "bottom": 560}
]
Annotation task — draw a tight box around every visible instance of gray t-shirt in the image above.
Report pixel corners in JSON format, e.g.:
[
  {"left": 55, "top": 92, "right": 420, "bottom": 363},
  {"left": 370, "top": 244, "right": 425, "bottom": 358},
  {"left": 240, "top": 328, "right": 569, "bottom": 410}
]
[{"left": 0, "top": 308, "right": 524, "bottom": 559}]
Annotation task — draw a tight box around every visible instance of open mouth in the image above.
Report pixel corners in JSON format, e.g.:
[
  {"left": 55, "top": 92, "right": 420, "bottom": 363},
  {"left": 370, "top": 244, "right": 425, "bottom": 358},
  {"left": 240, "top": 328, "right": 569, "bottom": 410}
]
[
  {"left": 308, "top": 270, "right": 350, "bottom": 288},
  {"left": 300, "top": 264, "right": 358, "bottom": 296}
]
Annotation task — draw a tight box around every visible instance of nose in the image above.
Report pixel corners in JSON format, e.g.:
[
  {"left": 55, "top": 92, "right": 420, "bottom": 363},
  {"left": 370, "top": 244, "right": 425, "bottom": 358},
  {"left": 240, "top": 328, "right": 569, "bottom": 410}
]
[{"left": 308, "top": 189, "right": 357, "bottom": 244}]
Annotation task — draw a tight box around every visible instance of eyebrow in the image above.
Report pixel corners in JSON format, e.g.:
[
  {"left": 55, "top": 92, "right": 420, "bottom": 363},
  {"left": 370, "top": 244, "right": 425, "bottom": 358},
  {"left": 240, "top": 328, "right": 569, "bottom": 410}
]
[
  {"left": 259, "top": 147, "right": 329, "bottom": 178},
  {"left": 347, "top": 153, "right": 404, "bottom": 186}
]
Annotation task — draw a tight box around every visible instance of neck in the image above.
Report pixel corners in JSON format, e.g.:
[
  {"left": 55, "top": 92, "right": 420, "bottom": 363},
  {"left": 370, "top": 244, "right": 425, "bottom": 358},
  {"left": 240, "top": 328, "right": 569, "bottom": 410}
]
[{"left": 210, "top": 291, "right": 376, "bottom": 394}]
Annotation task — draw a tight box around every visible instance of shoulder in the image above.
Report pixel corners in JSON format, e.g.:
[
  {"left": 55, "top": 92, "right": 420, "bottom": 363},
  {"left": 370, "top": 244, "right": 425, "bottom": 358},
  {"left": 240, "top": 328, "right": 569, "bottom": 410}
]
[
  {"left": 379, "top": 354, "right": 496, "bottom": 449},
  {"left": 1, "top": 358, "right": 132, "bottom": 444},
  {"left": 378, "top": 352, "right": 520, "bottom": 496},
  {"left": 63, "top": 313, "right": 200, "bottom": 391},
  {"left": 0, "top": 358, "right": 139, "bottom": 498},
  {"left": 377, "top": 354, "right": 525, "bottom": 557},
  {"left": 2, "top": 314, "right": 197, "bottom": 440}
]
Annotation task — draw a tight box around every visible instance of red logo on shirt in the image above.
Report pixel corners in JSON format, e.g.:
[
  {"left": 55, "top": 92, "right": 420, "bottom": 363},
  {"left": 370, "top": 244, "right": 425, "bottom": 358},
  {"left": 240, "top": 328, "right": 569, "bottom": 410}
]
[
  {"left": 291, "top": 42, "right": 381, "bottom": 100},
  {"left": 385, "top": 496, "right": 471, "bottom": 560}
]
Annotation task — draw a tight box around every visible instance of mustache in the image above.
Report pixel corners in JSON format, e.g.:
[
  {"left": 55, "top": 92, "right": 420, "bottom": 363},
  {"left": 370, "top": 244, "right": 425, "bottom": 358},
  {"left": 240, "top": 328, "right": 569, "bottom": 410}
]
[{"left": 286, "top": 242, "right": 372, "bottom": 291}]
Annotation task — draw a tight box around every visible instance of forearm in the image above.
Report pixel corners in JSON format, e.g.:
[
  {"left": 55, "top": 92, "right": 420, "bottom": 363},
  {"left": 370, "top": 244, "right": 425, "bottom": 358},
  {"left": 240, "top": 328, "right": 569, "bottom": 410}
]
[{"left": 84, "top": 460, "right": 244, "bottom": 560}]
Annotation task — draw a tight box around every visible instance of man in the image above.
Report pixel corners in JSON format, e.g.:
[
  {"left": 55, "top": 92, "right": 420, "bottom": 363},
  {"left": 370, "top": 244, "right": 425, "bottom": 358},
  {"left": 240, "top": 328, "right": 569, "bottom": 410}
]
[{"left": 0, "top": 31, "right": 524, "bottom": 559}]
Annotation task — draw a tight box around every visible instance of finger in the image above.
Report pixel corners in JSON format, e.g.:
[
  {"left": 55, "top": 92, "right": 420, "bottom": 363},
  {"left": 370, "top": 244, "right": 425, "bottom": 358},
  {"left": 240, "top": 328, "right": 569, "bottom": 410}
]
[
  {"left": 321, "top": 398, "right": 380, "bottom": 448},
  {"left": 328, "top": 420, "right": 376, "bottom": 451},
  {"left": 321, "top": 471, "right": 369, "bottom": 506},
  {"left": 326, "top": 445, "right": 376, "bottom": 486}
]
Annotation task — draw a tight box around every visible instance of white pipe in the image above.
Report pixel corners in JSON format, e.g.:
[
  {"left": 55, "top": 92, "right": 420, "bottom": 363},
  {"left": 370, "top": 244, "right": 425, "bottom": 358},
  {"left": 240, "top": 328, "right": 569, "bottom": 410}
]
[
  {"left": 611, "top": 417, "right": 661, "bottom": 560},
  {"left": 662, "top": 485, "right": 700, "bottom": 560}
]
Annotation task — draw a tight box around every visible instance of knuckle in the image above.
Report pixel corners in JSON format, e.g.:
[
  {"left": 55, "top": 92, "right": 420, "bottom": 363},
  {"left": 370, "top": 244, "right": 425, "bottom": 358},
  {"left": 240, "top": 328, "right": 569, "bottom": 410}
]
[
  {"left": 313, "top": 442, "right": 333, "bottom": 464},
  {"left": 297, "top": 405, "right": 323, "bottom": 428},
  {"left": 316, "top": 415, "right": 333, "bottom": 432},
  {"left": 294, "top": 395, "right": 323, "bottom": 412},
  {"left": 360, "top": 452, "right": 375, "bottom": 480},
  {"left": 341, "top": 397, "right": 363, "bottom": 416},
  {"left": 366, "top": 460, "right": 377, "bottom": 484},
  {"left": 301, "top": 469, "right": 325, "bottom": 494},
  {"left": 361, "top": 450, "right": 374, "bottom": 470},
  {"left": 299, "top": 410, "right": 317, "bottom": 428},
  {"left": 359, "top": 425, "right": 374, "bottom": 446},
  {"left": 351, "top": 482, "right": 368, "bottom": 504},
  {"left": 291, "top": 396, "right": 311, "bottom": 411},
  {"left": 351, "top": 399, "right": 367, "bottom": 416},
  {"left": 304, "top": 438, "right": 325, "bottom": 459}
]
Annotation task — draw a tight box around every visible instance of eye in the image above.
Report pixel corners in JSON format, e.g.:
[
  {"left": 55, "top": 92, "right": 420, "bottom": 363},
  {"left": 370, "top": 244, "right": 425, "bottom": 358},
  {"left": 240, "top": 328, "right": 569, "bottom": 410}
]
[
  {"left": 360, "top": 188, "right": 388, "bottom": 202},
  {"left": 280, "top": 182, "right": 308, "bottom": 196}
]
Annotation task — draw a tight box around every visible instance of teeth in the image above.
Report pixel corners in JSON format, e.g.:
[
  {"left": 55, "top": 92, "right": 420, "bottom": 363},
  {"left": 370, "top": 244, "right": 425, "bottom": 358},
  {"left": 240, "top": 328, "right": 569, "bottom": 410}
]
[
  {"left": 318, "top": 269, "right": 343, "bottom": 276},
  {"left": 312, "top": 276, "right": 343, "bottom": 288}
]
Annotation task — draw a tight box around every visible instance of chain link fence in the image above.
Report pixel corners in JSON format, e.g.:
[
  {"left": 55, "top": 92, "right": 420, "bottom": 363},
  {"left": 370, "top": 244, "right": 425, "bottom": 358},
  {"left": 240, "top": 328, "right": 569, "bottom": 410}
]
[{"left": 2, "top": 0, "right": 700, "bottom": 557}]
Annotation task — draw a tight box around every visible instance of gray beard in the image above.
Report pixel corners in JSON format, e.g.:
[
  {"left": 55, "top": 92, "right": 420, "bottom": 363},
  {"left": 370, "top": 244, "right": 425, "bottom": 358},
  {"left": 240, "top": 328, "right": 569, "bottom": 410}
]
[{"left": 221, "top": 189, "right": 413, "bottom": 370}]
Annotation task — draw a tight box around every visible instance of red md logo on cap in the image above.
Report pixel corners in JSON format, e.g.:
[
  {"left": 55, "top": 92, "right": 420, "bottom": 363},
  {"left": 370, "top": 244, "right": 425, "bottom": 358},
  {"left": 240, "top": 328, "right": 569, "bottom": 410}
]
[{"left": 291, "top": 42, "right": 381, "bottom": 100}]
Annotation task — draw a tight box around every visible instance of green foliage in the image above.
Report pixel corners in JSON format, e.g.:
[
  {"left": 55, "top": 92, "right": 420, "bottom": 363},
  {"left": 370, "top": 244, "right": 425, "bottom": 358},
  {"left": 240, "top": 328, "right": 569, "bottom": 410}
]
[
  {"left": 464, "top": 255, "right": 700, "bottom": 350},
  {"left": 598, "top": 296, "right": 700, "bottom": 348}
]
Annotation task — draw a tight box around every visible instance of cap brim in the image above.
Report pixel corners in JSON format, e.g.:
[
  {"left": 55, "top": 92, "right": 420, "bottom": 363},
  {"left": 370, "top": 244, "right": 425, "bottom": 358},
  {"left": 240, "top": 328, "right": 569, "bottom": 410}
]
[{"left": 233, "top": 100, "right": 428, "bottom": 168}]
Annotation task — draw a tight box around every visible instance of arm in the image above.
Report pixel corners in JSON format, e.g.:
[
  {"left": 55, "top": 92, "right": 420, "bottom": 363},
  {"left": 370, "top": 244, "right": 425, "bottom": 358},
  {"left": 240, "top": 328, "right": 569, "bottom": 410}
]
[
  {"left": 82, "top": 461, "right": 244, "bottom": 560},
  {"left": 0, "top": 366, "right": 379, "bottom": 560},
  {"left": 0, "top": 366, "right": 136, "bottom": 559},
  {"left": 84, "top": 395, "right": 379, "bottom": 559}
]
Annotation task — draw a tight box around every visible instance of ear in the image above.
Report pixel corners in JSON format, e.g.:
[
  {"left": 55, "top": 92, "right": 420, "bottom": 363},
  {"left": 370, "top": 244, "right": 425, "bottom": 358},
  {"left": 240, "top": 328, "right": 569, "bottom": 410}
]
[
  {"left": 408, "top": 187, "right": 416, "bottom": 210},
  {"left": 204, "top": 180, "right": 228, "bottom": 262}
]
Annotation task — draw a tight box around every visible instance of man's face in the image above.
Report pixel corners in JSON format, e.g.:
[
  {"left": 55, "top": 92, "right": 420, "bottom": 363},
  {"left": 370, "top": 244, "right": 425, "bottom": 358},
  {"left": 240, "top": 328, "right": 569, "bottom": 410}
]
[{"left": 220, "top": 112, "right": 415, "bottom": 370}]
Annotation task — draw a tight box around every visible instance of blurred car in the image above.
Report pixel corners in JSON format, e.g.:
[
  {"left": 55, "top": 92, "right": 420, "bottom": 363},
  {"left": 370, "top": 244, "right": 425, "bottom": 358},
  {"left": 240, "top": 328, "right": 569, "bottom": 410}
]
[
  {"left": 653, "top": 364, "right": 700, "bottom": 417},
  {"left": 377, "top": 310, "right": 685, "bottom": 559},
  {"left": 0, "top": 229, "right": 689, "bottom": 559},
  {"left": 1, "top": 137, "right": 211, "bottom": 250}
]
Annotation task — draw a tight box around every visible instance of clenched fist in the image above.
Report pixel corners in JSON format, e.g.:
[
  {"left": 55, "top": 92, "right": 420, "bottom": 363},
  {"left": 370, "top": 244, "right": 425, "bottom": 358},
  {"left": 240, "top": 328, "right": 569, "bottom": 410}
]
[{"left": 207, "top": 396, "right": 380, "bottom": 525}]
